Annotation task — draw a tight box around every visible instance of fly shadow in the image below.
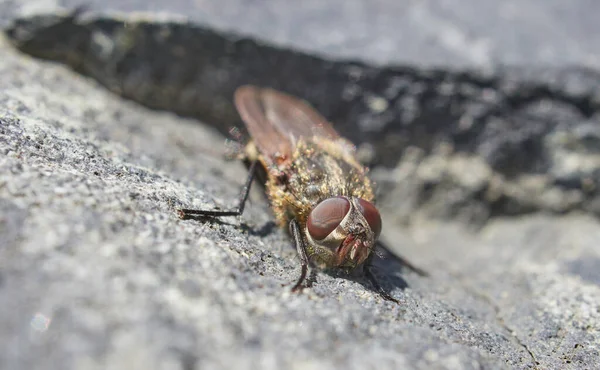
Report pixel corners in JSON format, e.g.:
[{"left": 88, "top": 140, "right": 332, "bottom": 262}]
[
  {"left": 322, "top": 240, "right": 427, "bottom": 301},
  {"left": 179, "top": 212, "right": 277, "bottom": 238},
  {"left": 180, "top": 211, "right": 426, "bottom": 303}
]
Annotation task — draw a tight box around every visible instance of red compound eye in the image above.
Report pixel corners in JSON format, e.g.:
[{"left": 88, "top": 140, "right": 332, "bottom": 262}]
[
  {"left": 356, "top": 198, "right": 382, "bottom": 238},
  {"left": 307, "top": 197, "right": 350, "bottom": 240}
]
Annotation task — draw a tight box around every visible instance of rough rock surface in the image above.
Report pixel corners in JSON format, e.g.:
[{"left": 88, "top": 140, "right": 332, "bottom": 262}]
[
  {"left": 1, "top": 3, "right": 600, "bottom": 370},
  {"left": 6, "top": 10, "right": 600, "bottom": 225}
]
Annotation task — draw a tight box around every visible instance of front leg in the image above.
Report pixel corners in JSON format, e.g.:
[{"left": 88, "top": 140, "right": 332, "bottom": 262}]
[
  {"left": 289, "top": 219, "right": 309, "bottom": 292},
  {"left": 178, "top": 160, "right": 258, "bottom": 218},
  {"left": 363, "top": 254, "right": 400, "bottom": 304}
]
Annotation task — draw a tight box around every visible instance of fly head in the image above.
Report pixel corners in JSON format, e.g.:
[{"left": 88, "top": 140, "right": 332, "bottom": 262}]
[{"left": 305, "top": 196, "right": 382, "bottom": 267}]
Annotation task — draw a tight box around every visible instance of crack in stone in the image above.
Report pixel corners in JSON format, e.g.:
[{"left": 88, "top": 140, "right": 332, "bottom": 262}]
[{"left": 451, "top": 273, "right": 539, "bottom": 369}]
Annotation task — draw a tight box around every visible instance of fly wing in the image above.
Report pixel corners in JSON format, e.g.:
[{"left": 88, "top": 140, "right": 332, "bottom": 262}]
[{"left": 234, "top": 85, "right": 341, "bottom": 166}]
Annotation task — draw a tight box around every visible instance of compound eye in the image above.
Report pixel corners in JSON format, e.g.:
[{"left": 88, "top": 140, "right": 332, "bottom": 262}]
[
  {"left": 357, "top": 198, "right": 382, "bottom": 238},
  {"left": 307, "top": 197, "right": 350, "bottom": 240}
]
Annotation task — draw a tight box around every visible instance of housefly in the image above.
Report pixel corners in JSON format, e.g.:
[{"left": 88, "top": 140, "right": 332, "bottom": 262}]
[{"left": 178, "top": 85, "right": 423, "bottom": 302}]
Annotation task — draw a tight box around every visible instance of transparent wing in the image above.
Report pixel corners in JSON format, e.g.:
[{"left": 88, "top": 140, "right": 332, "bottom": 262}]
[{"left": 234, "top": 85, "right": 341, "bottom": 166}]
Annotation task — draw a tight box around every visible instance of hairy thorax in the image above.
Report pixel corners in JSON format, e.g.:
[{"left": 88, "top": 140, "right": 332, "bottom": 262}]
[{"left": 258, "top": 137, "right": 375, "bottom": 229}]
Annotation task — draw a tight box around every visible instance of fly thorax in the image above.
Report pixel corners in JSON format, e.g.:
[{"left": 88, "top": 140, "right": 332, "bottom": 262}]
[{"left": 304, "top": 184, "right": 323, "bottom": 201}]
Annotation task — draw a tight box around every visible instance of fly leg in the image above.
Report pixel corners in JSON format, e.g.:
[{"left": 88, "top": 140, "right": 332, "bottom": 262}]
[
  {"left": 178, "top": 160, "right": 258, "bottom": 218},
  {"left": 363, "top": 255, "right": 400, "bottom": 304},
  {"left": 289, "top": 219, "right": 309, "bottom": 292}
]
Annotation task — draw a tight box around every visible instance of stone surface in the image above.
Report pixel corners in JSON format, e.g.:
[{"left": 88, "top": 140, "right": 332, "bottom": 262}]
[
  {"left": 5, "top": 10, "right": 600, "bottom": 225},
  {"left": 1, "top": 3, "right": 600, "bottom": 370}
]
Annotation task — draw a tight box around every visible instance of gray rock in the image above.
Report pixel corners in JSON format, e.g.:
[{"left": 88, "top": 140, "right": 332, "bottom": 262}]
[
  {"left": 5, "top": 9, "right": 600, "bottom": 224},
  {"left": 1, "top": 4, "right": 599, "bottom": 370}
]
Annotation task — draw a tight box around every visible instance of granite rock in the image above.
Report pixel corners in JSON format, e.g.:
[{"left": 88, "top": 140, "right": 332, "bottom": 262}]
[{"left": 1, "top": 3, "right": 600, "bottom": 370}]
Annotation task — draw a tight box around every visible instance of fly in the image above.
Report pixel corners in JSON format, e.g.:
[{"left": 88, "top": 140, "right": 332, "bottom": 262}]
[{"left": 178, "top": 85, "right": 424, "bottom": 303}]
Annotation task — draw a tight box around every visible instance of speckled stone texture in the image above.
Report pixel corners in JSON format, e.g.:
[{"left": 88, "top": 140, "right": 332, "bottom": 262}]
[{"left": 1, "top": 2, "right": 600, "bottom": 370}]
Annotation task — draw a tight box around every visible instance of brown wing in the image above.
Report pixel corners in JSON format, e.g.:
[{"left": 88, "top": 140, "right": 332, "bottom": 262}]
[{"left": 234, "top": 85, "right": 341, "bottom": 166}]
